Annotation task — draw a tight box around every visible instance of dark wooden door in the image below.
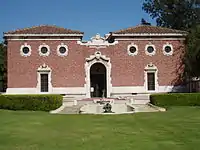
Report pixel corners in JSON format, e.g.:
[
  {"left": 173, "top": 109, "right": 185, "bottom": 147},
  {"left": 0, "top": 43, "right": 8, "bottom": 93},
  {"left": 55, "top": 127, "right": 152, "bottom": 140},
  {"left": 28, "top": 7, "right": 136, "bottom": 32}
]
[
  {"left": 147, "top": 73, "right": 155, "bottom": 91},
  {"left": 40, "top": 74, "right": 48, "bottom": 92}
]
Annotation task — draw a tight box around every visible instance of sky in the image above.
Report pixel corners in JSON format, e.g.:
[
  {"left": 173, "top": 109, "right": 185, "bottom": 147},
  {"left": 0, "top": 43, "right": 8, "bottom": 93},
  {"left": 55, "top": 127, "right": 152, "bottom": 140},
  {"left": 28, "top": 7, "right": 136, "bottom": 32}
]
[{"left": 1, "top": 0, "right": 156, "bottom": 41}]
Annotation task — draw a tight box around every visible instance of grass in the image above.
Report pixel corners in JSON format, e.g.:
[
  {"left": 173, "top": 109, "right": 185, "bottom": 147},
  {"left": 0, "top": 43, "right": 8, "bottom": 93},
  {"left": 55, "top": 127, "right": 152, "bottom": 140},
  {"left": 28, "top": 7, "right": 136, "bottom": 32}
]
[{"left": 0, "top": 107, "right": 200, "bottom": 150}]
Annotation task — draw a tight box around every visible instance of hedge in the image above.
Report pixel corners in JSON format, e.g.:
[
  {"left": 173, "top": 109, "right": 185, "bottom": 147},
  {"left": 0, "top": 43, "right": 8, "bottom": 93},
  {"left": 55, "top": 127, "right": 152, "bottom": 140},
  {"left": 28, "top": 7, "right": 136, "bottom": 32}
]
[
  {"left": 150, "top": 93, "right": 200, "bottom": 107},
  {"left": 0, "top": 94, "right": 63, "bottom": 111}
]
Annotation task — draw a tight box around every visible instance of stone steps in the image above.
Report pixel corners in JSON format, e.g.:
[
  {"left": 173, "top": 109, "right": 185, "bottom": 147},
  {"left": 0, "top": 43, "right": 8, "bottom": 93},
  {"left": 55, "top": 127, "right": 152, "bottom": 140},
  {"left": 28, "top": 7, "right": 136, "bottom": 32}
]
[
  {"left": 123, "top": 94, "right": 150, "bottom": 104},
  {"left": 133, "top": 104, "right": 158, "bottom": 113},
  {"left": 61, "top": 94, "right": 150, "bottom": 108},
  {"left": 59, "top": 105, "right": 83, "bottom": 114},
  {"left": 49, "top": 94, "right": 154, "bottom": 114}
]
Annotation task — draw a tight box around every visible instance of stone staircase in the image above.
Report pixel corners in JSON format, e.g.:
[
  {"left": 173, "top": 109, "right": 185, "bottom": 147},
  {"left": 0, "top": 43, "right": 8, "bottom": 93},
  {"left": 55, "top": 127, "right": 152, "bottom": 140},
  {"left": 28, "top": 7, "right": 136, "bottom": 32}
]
[
  {"left": 133, "top": 104, "right": 159, "bottom": 113},
  {"left": 51, "top": 94, "right": 153, "bottom": 114},
  {"left": 58, "top": 105, "right": 83, "bottom": 114},
  {"left": 125, "top": 94, "right": 150, "bottom": 104}
]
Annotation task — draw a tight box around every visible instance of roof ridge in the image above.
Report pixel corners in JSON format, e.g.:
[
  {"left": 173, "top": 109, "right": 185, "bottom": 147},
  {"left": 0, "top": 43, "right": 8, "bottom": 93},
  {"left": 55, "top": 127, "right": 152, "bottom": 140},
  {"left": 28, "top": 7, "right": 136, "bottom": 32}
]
[
  {"left": 120, "top": 25, "right": 185, "bottom": 31},
  {"left": 113, "top": 25, "right": 151, "bottom": 33},
  {"left": 112, "top": 25, "right": 187, "bottom": 34},
  {"left": 5, "top": 25, "right": 84, "bottom": 34},
  {"left": 4, "top": 25, "right": 47, "bottom": 34},
  {"left": 144, "top": 25, "right": 186, "bottom": 32}
]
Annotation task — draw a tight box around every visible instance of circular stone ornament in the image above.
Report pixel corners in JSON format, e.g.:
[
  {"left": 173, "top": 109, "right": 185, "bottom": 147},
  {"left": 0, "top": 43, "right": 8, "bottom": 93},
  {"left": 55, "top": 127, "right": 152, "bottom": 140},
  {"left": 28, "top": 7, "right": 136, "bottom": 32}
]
[
  {"left": 57, "top": 43, "right": 68, "bottom": 57},
  {"left": 127, "top": 44, "right": 138, "bottom": 56},
  {"left": 20, "top": 43, "right": 32, "bottom": 57},
  {"left": 38, "top": 44, "right": 50, "bottom": 57}
]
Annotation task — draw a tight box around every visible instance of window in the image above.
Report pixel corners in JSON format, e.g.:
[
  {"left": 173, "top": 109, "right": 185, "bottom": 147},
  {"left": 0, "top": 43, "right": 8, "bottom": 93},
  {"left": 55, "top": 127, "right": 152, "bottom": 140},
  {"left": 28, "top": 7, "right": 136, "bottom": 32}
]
[
  {"left": 57, "top": 43, "right": 68, "bottom": 56},
  {"left": 145, "top": 44, "right": 156, "bottom": 56},
  {"left": 20, "top": 43, "right": 31, "bottom": 57},
  {"left": 165, "top": 46, "right": 171, "bottom": 53},
  {"left": 129, "top": 46, "right": 136, "bottom": 53},
  {"left": 22, "top": 47, "right": 30, "bottom": 54},
  {"left": 39, "top": 44, "right": 50, "bottom": 56},
  {"left": 41, "top": 47, "right": 48, "bottom": 54},
  {"left": 147, "top": 73, "right": 155, "bottom": 91},
  {"left": 127, "top": 44, "right": 138, "bottom": 56},
  {"left": 147, "top": 46, "right": 154, "bottom": 53},
  {"left": 163, "top": 43, "right": 173, "bottom": 56},
  {"left": 59, "top": 47, "right": 67, "bottom": 54},
  {"left": 40, "top": 74, "right": 48, "bottom": 92},
  {"left": 144, "top": 63, "right": 158, "bottom": 92}
]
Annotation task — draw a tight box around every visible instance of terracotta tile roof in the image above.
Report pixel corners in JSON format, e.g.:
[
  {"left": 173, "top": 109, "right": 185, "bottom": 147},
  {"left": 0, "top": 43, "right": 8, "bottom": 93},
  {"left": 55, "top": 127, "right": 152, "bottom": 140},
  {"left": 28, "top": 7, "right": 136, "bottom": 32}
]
[
  {"left": 112, "top": 25, "right": 187, "bottom": 34},
  {"left": 5, "top": 25, "right": 84, "bottom": 35}
]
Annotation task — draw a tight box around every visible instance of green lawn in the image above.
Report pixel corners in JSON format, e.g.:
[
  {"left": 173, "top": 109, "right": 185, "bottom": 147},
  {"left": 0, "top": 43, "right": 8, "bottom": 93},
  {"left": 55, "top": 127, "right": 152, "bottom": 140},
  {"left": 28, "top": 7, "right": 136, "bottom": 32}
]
[{"left": 0, "top": 107, "right": 200, "bottom": 150}]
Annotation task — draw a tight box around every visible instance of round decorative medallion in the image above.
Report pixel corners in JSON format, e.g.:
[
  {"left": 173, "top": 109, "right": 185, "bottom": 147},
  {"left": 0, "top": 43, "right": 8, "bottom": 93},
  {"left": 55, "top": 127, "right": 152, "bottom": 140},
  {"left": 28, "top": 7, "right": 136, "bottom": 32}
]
[
  {"left": 59, "top": 47, "right": 67, "bottom": 54},
  {"left": 57, "top": 43, "right": 68, "bottom": 57},
  {"left": 163, "top": 43, "right": 173, "bottom": 56},
  {"left": 127, "top": 44, "right": 138, "bottom": 56},
  {"left": 38, "top": 44, "right": 50, "bottom": 56},
  {"left": 163, "top": 44, "right": 173, "bottom": 56},
  {"left": 20, "top": 43, "right": 31, "bottom": 57},
  {"left": 22, "top": 47, "right": 30, "bottom": 54},
  {"left": 164, "top": 46, "right": 172, "bottom": 53},
  {"left": 41, "top": 47, "right": 48, "bottom": 54},
  {"left": 129, "top": 46, "right": 137, "bottom": 53},
  {"left": 145, "top": 44, "right": 156, "bottom": 56}
]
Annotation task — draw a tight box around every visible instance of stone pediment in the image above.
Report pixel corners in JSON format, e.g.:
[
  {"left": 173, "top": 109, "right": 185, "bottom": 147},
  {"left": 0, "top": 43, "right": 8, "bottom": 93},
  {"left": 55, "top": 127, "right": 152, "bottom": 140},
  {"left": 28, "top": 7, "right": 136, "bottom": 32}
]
[
  {"left": 77, "top": 33, "right": 118, "bottom": 47},
  {"left": 37, "top": 63, "right": 51, "bottom": 72},
  {"left": 144, "top": 62, "right": 157, "bottom": 71}
]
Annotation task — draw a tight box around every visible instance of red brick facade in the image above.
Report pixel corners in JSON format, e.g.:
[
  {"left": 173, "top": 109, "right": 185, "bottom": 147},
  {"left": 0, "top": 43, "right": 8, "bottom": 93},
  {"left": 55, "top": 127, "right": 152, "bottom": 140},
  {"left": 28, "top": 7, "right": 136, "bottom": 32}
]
[{"left": 4, "top": 25, "right": 186, "bottom": 96}]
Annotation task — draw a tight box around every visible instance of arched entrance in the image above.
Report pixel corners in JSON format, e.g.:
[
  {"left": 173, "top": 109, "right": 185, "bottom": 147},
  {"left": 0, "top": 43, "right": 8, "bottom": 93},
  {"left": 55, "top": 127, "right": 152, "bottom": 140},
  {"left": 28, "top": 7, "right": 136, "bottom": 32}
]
[
  {"left": 90, "top": 63, "right": 107, "bottom": 97},
  {"left": 85, "top": 51, "right": 112, "bottom": 98}
]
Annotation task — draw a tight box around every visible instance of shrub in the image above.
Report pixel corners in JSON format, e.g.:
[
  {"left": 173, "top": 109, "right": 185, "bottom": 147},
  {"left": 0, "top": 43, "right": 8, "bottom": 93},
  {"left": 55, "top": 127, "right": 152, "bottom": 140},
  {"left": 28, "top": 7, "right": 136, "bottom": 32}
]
[
  {"left": 150, "top": 93, "right": 200, "bottom": 107},
  {"left": 0, "top": 94, "right": 63, "bottom": 111}
]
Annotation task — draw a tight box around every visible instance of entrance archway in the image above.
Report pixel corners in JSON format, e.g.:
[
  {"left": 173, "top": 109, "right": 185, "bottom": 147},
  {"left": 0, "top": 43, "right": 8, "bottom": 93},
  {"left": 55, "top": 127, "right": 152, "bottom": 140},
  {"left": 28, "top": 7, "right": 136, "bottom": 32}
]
[
  {"left": 85, "top": 51, "right": 112, "bottom": 98},
  {"left": 90, "top": 63, "right": 107, "bottom": 97}
]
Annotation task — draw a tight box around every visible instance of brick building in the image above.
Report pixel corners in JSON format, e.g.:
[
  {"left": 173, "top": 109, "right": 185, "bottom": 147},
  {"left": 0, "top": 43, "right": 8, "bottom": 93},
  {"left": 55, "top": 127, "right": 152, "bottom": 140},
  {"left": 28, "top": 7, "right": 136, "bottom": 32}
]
[{"left": 3, "top": 25, "right": 187, "bottom": 98}]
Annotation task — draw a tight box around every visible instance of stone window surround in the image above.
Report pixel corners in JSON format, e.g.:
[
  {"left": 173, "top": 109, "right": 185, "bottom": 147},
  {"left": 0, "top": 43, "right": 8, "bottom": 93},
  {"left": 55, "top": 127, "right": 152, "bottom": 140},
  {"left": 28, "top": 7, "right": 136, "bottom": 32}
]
[
  {"left": 127, "top": 43, "right": 138, "bottom": 56},
  {"left": 36, "top": 64, "right": 52, "bottom": 93},
  {"left": 57, "top": 43, "right": 68, "bottom": 57},
  {"left": 38, "top": 43, "right": 50, "bottom": 56},
  {"left": 20, "top": 43, "right": 32, "bottom": 57},
  {"left": 163, "top": 42, "right": 173, "bottom": 56},
  {"left": 144, "top": 63, "right": 158, "bottom": 92},
  {"left": 145, "top": 43, "right": 156, "bottom": 56}
]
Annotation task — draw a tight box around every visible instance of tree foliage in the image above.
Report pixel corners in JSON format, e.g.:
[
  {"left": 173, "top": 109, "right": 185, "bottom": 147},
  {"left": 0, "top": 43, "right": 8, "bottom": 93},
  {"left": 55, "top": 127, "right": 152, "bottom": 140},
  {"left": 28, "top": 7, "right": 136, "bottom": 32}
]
[
  {"left": 143, "top": 0, "right": 200, "bottom": 80},
  {"left": 184, "top": 25, "right": 200, "bottom": 77},
  {"left": 142, "top": 0, "right": 200, "bottom": 30},
  {"left": 141, "top": 18, "right": 151, "bottom": 25},
  {"left": 0, "top": 42, "right": 6, "bottom": 91}
]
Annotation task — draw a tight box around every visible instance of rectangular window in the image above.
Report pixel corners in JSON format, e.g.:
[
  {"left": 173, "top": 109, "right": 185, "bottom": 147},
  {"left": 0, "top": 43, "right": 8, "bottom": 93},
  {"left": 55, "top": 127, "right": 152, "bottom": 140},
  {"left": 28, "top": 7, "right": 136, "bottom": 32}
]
[
  {"left": 40, "top": 74, "right": 48, "bottom": 92},
  {"left": 147, "top": 72, "right": 155, "bottom": 91}
]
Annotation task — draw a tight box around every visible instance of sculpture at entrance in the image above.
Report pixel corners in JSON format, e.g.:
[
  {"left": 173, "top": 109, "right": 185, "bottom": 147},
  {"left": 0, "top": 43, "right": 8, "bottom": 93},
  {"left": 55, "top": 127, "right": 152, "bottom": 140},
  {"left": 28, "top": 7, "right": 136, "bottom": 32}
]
[{"left": 103, "top": 103, "right": 112, "bottom": 113}]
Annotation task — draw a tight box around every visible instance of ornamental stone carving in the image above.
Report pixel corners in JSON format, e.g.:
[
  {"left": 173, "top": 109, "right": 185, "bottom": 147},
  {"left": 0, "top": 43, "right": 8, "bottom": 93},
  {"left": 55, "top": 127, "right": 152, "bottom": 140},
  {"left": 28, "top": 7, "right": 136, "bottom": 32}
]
[
  {"left": 86, "top": 51, "right": 110, "bottom": 62},
  {"left": 77, "top": 33, "right": 118, "bottom": 48}
]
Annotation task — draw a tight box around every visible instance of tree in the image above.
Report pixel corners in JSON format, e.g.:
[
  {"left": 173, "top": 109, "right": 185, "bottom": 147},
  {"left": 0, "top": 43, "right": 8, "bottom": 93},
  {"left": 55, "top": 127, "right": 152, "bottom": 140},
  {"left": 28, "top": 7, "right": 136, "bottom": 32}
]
[
  {"left": 142, "top": 0, "right": 200, "bottom": 30},
  {"left": 141, "top": 18, "right": 151, "bottom": 25},
  {"left": 143, "top": 0, "right": 200, "bottom": 92},
  {"left": 184, "top": 25, "right": 200, "bottom": 77},
  {"left": 0, "top": 42, "right": 6, "bottom": 92}
]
